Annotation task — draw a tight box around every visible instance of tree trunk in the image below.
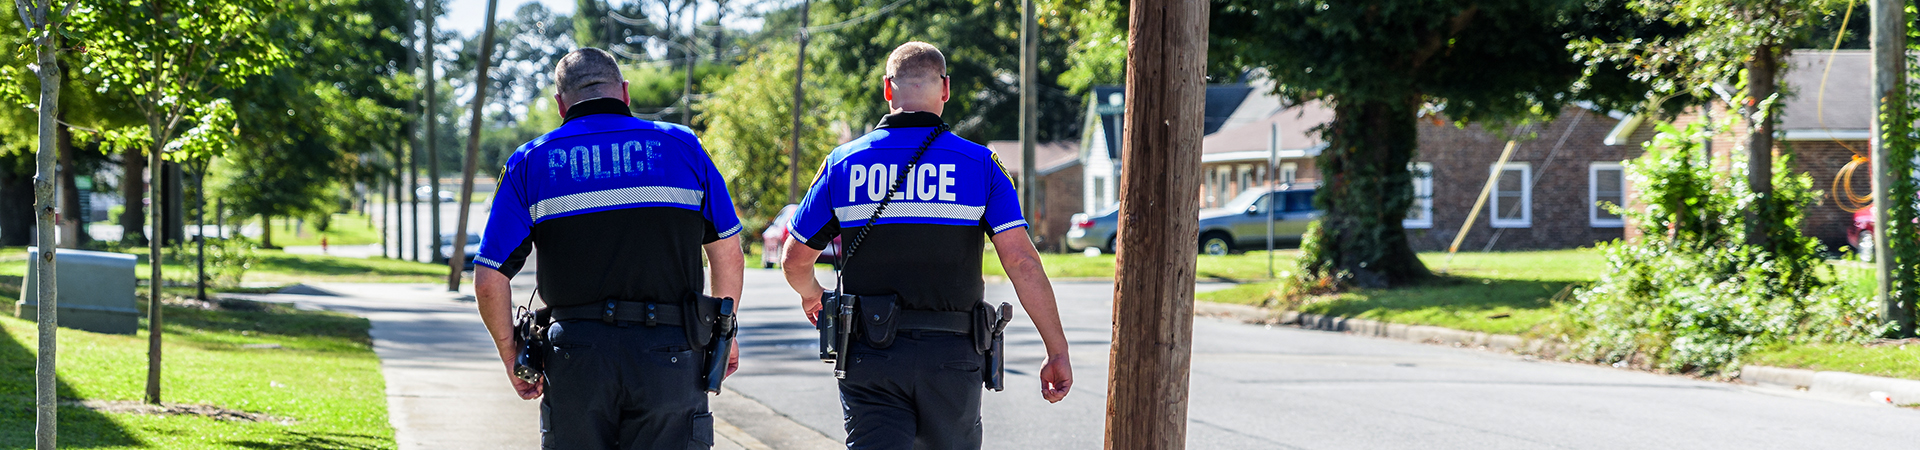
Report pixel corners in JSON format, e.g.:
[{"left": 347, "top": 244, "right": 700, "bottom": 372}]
[
  {"left": 1299, "top": 98, "right": 1432, "bottom": 288},
  {"left": 1745, "top": 44, "right": 1778, "bottom": 249},
  {"left": 261, "top": 214, "right": 274, "bottom": 248},
  {"left": 162, "top": 162, "right": 185, "bottom": 244},
  {"left": 118, "top": 145, "right": 146, "bottom": 246},
  {"left": 0, "top": 160, "right": 34, "bottom": 246},
  {"left": 56, "top": 108, "right": 83, "bottom": 248}
]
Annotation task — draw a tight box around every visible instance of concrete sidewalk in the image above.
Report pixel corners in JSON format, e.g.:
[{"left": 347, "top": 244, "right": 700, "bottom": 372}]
[{"left": 222, "top": 282, "right": 811, "bottom": 449}]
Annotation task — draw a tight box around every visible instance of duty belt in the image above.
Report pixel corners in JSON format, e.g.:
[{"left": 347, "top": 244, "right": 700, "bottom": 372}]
[
  {"left": 551, "top": 300, "right": 686, "bottom": 326},
  {"left": 894, "top": 310, "right": 972, "bottom": 334}
]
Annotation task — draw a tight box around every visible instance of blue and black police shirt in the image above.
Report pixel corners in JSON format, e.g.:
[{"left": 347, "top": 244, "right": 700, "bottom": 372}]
[
  {"left": 475, "top": 98, "right": 742, "bottom": 308},
  {"left": 788, "top": 112, "right": 1026, "bottom": 312}
]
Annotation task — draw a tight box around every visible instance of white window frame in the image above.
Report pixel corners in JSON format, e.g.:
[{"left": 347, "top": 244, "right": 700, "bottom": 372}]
[
  {"left": 1589, "top": 162, "right": 1626, "bottom": 228},
  {"left": 1489, "top": 162, "right": 1531, "bottom": 228},
  {"left": 1405, "top": 162, "right": 1434, "bottom": 229},
  {"left": 1279, "top": 162, "right": 1299, "bottom": 185}
]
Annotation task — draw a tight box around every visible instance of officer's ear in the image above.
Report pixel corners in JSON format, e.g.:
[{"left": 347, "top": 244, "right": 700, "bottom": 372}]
[
  {"left": 554, "top": 92, "right": 569, "bottom": 118},
  {"left": 940, "top": 76, "right": 950, "bottom": 102},
  {"left": 883, "top": 76, "right": 895, "bottom": 102},
  {"left": 619, "top": 81, "right": 631, "bottom": 104}
]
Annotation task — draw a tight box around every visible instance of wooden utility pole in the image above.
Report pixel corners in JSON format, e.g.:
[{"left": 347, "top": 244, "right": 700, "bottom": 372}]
[
  {"left": 1871, "top": 0, "right": 1911, "bottom": 334},
  {"left": 1103, "top": 0, "right": 1207, "bottom": 446},
  {"left": 426, "top": 0, "right": 442, "bottom": 264},
  {"left": 1019, "top": 0, "right": 1037, "bottom": 225},
  {"left": 786, "top": 0, "right": 810, "bottom": 201},
  {"left": 450, "top": 0, "right": 501, "bottom": 290},
  {"left": 682, "top": 1, "right": 698, "bottom": 126},
  {"left": 1744, "top": 44, "right": 1778, "bottom": 249}
]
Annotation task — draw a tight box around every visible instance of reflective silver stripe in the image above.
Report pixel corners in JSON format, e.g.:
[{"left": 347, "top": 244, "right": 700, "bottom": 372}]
[
  {"left": 834, "top": 202, "right": 984, "bottom": 223},
  {"left": 992, "top": 220, "right": 1028, "bottom": 234},
  {"left": 474, "top": 255, "right": 503, "bottom": 268},
  {"left": 529, "top": 186, "right": 704, "bottom": 221},
  {"left": 717, "top": 222, "right": 744, "bottom": 239}
]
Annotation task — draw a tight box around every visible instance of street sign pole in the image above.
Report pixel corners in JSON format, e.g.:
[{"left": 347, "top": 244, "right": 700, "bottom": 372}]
[
  {"left": 1103, "top": 0, "right": 1207, "bottom": 446},
  {"left": 1267, "top": 122, "right": 1276, "bottom": 278}
]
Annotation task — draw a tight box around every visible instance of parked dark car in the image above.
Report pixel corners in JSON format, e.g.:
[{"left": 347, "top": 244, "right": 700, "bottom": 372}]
[
  {"left": 439, "top": 232, "right": 481, "bottom": 270},
  {"left": 1196, "top": 186, "right": 1319, "bottom": 256}
]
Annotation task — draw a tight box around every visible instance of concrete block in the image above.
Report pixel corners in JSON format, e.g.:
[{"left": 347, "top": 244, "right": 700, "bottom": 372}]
[
  {"left": 1487, "top": 334, "right": 1525, "bottom": 351},
  {"left": 1738, "top": 365, "right": 1815, "bottom": 390},
  {"left": 15, "top": 248, "right": 139, "bottom": 335},
  {"left": 1810, "top": 371, "right": 1920, "bottom": 405}
]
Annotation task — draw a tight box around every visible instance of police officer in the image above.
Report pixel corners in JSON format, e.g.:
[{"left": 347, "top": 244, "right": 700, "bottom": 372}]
[
  {"left": 473, "top": 48, "right": 745, "bottom": 450},
  {"left": 779, "top": 41, "right": 1073, "bottom": 449}
]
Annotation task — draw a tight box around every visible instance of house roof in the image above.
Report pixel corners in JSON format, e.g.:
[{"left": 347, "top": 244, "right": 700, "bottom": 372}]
[
  {"left": 1781, "top": 50, "right": 1869, "bottom": 135},
  {"left": 1202, "top": 101, "right": 1334, "bottom": 155},
  {"left": 1084, "top": 83, "right": 1282, "bottom": 162},
  {"left": 986, "top": 141, "right": 1082, "bottom": 176},
  {"left": 1609, "top": 50, "right": 1875, "bottom": 143}
]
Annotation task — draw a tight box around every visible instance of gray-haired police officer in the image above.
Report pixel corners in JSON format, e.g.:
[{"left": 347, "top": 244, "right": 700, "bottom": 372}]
[
  {"left": 779, "top": 41, "right": 1073, "bottom": 450},
  {"left": 473, "top": 48, "right": 745, "bottom": 450}
]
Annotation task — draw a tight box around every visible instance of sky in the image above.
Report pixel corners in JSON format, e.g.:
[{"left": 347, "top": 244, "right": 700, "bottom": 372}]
[
  {"left": 442, "top": 0, "right": 771, "bottom": 36},
  {"left": 444, "top": 0, "right": 575, "bottom": 35}
]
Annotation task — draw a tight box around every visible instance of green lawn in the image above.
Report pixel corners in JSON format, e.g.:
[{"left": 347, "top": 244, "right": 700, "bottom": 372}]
[
  {"left": 983, "top": 250, "right": 1300, "bottom": 280},
  {"left": 0, "top": 300, "right": 394, "bottom": 448},
  {"left": 1199, "top": 249, "right": 1605, "bottom": 336},
  {"left": 259, "top": 213, "right": 385, "bottom": 248},
  {"left": 1746, "top": 342, "right": 1920, "bottom": 381},
  {"left": 0, "top": 248, "right": 447, "bottom": 285}
]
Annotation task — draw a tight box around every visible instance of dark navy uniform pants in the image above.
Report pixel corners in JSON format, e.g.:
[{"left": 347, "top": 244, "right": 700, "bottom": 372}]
[
  {"left": 542, "top": 319, "right": 713, "bottom": 450},
  {"left": 840, "top": 330, "right": 984, "bottom": 450}
]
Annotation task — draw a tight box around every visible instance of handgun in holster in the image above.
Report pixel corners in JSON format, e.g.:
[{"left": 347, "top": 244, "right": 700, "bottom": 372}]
[
  {"left": 817, "top": 291, "right": 858, "bottom": 379},
  {"left": 978, "top": 302, "right": 1013, "bottom": 391},
  {"left": 512, "top": 305, "right": 552, "bottom": 384},
  {"left": 702, "top": 297, "right": 737, "bottom": 394}
]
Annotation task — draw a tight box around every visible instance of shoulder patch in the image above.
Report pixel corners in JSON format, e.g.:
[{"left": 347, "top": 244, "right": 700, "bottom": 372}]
[{"left": 989, "top": 152, "right": 1018, "bottom": 190}]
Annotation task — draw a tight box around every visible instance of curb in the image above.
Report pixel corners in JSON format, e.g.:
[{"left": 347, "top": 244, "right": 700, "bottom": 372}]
[
  {"left": 1192, "top": 301, "right": 1567, "bottom": 357},
  {"left": 709, "top": 387, "right": 842, "bottom": 450},
  {"left": 1738, "top": 365, "right": 1920, "bottom": 405},
  {"left": 1191, "top": 301, "right": 1920, "bottom": 407}
]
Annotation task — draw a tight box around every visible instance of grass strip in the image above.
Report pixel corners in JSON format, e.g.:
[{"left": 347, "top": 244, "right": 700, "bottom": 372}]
[{"left": 0, "top": 299, "right": 394, "bottom": 448}]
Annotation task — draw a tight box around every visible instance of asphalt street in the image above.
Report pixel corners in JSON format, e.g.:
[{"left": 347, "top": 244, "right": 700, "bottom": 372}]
[{"left": 726, "top": 268, "right": 1920, "bottom": 449}]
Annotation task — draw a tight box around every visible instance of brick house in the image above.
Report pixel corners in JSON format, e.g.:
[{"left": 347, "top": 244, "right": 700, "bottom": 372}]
[
  {"left": 1606, "top": 49, "right": 1870, "bottom": 249},
  {"left": 1080, "top": 82, "right": 1284, "bottom": 215},
  {"left": 987, "top": 141, "right": 1082, "bottom": 252},
  {"left": 1063, "top": 49, "right": 1867, "bottom": 252},
  {"left": 1405, "top": 106, "right": 1636, "bottom": 251}
]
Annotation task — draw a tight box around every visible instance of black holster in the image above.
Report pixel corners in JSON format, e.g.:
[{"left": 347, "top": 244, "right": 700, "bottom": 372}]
[
  {"left": 513, "top": 306, "right": 552, "bottom": 384},
  {"left": 976, "top": 302, "right": 1012, "bottom": 392},
  {"left": 818, "top": 291, "right": 859, "bottom": 378},
  {"left": 702, "top": 297, "right": 736, "bottom": 394}
]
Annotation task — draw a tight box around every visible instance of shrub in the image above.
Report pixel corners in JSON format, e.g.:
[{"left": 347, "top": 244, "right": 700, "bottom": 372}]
[{"left": 1566, "top": 122, "right": 1882, "bottom": 375}]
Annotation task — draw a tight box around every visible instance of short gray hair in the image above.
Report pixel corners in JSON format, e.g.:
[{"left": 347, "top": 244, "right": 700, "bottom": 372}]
[
  {"left": 555, "top": 48, "right": 625, "bottom": 101},
  {"left": 885, "top": 42, "right": 946, "bottom": 83}
]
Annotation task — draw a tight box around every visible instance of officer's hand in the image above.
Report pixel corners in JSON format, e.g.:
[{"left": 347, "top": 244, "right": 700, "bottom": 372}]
[
  {"left": 726, "top": 341, "right": 741, "bottom": 377},
  {"left": 801, "top": 292, "right": 824, "bottom": 326},
  {"left": 510, "top": 373, "right": 544, "bottom": 400},
  {"left": 1040, "top": 353, "right": 1072, "bottom": 403}
]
